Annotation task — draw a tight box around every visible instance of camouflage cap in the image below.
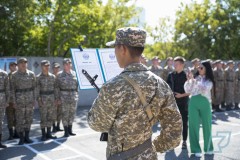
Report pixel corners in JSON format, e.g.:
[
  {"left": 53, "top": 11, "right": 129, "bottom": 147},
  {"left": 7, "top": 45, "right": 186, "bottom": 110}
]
[
  {"left": 191, "top": 58, "right": 200, "bottom": 63},
  {"left": 227, "top": 60, "right": 234, "bottom": 65},
  {"left": 9, "top": 61, "right": 17, "bottom": 66},
  {"left": 52, "top": 62, "right": 60, "bottom": 68},
  {"left": 106, "top": 27, "right": 146, "bottom": 47},
  {"left": 17, "top": 57, "right": 28, "bottom": 64},
  {"left": 215, "top": 59, "right": 222, "bottom": 64},
  {"left": 41, "top": 60, "right": 50, "bottom": 66},
  {"left": 63, "top": 58, "right": 72, "bottom": 64}
]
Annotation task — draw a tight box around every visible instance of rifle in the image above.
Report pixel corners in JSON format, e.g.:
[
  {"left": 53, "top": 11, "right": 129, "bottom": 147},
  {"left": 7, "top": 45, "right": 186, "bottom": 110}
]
[{"left": 82, "top": 69, "right": 108, "bottom": 142}]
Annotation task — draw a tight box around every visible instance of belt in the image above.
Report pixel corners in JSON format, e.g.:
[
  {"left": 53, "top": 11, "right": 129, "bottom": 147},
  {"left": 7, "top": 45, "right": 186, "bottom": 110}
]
[
  {"left": 40, "top": 91, "right": 54, "bottom": 95},
  {"left": 60, "top": 89, "right": 76, "bottom": 92},
  {"left": 0, "top": 89, "right": 5, "bottom": 93},
  {"left": 108, "top": 138, "right": 152, "bottom": 160},
  {"left": 226, "top": 80, "right": 234, "bottom": 82},
  {"left": 16, "top": 88, "right": 33, "bottom": 93}
]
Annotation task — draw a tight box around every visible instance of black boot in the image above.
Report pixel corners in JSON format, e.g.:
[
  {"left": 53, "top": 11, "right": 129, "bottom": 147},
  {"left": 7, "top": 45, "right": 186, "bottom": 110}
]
[
  {"left": 13, "top": 129, "right": 19, "bottom": 138},
  {"left": 63, "top": 126, "right": 69, "bottom": 137},
  {"left": 46, "top": 127, "right": 57, "bottom": 139},
  {"left": 226, "top": 104, "right": 232, "bottom": 111},
  {"left": 8, "top": 128, "right": 14, "bottom": 140},
  {"left": 52, "top": 123, "right": 57, "bottom": 132},
  {"left": 18, "top": 132, "right": 24, "bottom": 145},
  {"left": 221, "top": 102, "right": 226, "bottom": 109},
  {"left": 56, "top": 122, "right": 63, "bottom": 132},
  {"left": 215, "top": 105, "right": 223, "bottom": 112},
  {"left": 41, "top": 128, "right": 47, "bottom": 141},
  {"left": 235, "top": 103, "right": 240, "bottom": 110},
  {"left": 0, "top": 134, "right": 7, "bottom": 148},
  {"left": 24, "top": 130, "right": 33, "bottom": 144},
  {"left": 68, "top": 125, "right": 76, "bottom": 136}
]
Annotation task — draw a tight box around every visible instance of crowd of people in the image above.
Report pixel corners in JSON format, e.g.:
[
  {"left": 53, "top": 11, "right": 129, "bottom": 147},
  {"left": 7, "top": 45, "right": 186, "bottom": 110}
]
[
  {"left": 140, "top": 55, "right": 240, "bottom": 112},
  {"left": 0, "top": 58, "right": 78, "bottom": 148}
]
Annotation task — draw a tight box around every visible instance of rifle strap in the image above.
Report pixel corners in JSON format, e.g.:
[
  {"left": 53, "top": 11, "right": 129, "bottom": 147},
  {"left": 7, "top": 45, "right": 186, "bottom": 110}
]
[{"left": 121, "top": 75, "right": 154, "bottom": 126}]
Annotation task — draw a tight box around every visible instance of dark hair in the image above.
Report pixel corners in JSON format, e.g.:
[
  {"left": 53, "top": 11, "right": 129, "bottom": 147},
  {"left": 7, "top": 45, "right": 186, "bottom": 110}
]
[
  {"left": 196, "top": 60, "right": 216, "bottom": 96},
  {"left": 126, "top": 46, "right": 144, "bottom": 58},
  {"left": 174, "top": 56, "right": 185, "bottom": 64}
]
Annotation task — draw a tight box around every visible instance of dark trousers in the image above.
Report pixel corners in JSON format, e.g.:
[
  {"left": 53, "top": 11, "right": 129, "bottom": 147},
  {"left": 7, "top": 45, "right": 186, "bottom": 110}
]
[{"left": 178, "top": 104, "right": 188, "bottom": 141}]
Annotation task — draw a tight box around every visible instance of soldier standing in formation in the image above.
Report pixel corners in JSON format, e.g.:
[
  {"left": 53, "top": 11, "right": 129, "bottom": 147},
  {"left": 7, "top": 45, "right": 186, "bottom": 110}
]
[
  {"left": 11, "top": 57, "right": 36, "bottom": 145},
  {"left": 6, "top": 62, "right": 19, "bottom": 140},
  {"left": 190, "top": 58, "right": 200, "bottom": 77},
  {"left": 162, "top": 57, "right": 174, "bottom": 82},
  {"left": 213, "top": 60, "right": 225, "bottom": 112},
  {"left": 224, "top": 60, "right": 235, "bottom": 111},
  {"left": 52, "top": 63, "right": 63, "bottom": 132},
  {"left": 149, "top": 56, "right": 163, "bottom": 78},
  {"left": 235, "top": 62, "right": 240, "bottom": 110},
  {"left": 0, "top": 69, "right": 9, "bottom": 148},
  {"left": 56, "top": 58, "right": 78, "bottom": 137},
  {"left": 36, "top": 60, "right": 57, "bottom": 141},
  {"left": 88, "top": 27, "right": 182, "bottom": 160}
]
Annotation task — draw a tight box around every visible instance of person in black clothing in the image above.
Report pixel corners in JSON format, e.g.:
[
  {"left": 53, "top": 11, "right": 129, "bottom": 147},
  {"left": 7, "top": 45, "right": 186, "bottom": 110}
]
[{"left": 167, "top": 56, "right": 190, "bottom": 149}]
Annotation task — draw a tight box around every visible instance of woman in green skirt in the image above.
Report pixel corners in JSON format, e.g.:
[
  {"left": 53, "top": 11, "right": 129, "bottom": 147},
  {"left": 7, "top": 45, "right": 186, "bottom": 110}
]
[{"left": 184, "top": 60, "right": 214, "bottom": 158}]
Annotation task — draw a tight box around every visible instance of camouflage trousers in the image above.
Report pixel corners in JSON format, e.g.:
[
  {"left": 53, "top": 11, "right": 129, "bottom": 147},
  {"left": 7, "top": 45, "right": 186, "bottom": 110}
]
[
  {"left": 56, "top": 104, "right": 62, "bottom": 122},
  {"left": 39, "top": 100, "right": 56, "bottom": 128},
  {"left": 61, "top": 101, "right": 77, "bottom": 126},
  {"left": 214, "top": 87, "right": 224, "bottom": 105},
  {"left": 225, "top": 83, "right": 235, "bottom": 104},
  {"left": 235, "top": 84, "right": 240, "bottom": 103},
  {"left": 6, "top": 103, "right": 17, "bottom": 128},
  {"left": 0, "top": 107, "right": 5, "bottom": 134},
  {"left": 15, "top": 102, "right": 34, "bottom": 133}
]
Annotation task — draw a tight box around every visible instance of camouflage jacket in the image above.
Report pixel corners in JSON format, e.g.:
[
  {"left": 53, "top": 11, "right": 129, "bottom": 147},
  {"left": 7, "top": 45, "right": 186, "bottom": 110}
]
[
  {"left": 0, "top": 69, "right": 9, "bottom": 105},
  {"left": 88, "top": 63, "right": 182, "bottom": 158},
  {"left": 10, "top": 69, "right": 36, "bottom": 104},
  {"left": 224, "top": 68, "right": 235, "bottom": 88},
  {"left": 56, "top": 70, "right": 78, "bottom": 102},
  {"left": 213, "top": 68, "right": 225, "bottom": 88},
  {"left": 149, "top": 65, "right": 163, "bottom": 78},
  {"left": 235, "top": 68, "right": 240, "bottom": 88},
  {"left": 36, "top": 72, "right": 57, "bottom": 103}
]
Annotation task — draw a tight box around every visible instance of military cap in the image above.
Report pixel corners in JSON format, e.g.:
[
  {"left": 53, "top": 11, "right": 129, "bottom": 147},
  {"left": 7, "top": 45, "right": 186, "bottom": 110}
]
[
  {"left": 191, "top": 58, "right": 200, "bottom": 63},
  {"left": 63, "top": 58, "right": 72, "bottom": 64},
  {"left": 215, "top": 59, "right": 222, "bottom": 64},
  {"left": 9, "top": 61, "right": 17, "bottom": 66},
  {"left": 17, "top": 57, "right": 28, "bottom": 64},
  {"left": 166, "top": 57, "right": 173, "bottom": 61},
  {"left": 227, "top": 60, "right": 235, "bottom": 65},
  {"left": 52, "top": 62, "right": 60, "bottom": 68},
  {"left": 41, "top": 60, "right": 50, "bottom": 66},
  {"left": 106, "top": 27, "right": 146, "bottom": 47}
]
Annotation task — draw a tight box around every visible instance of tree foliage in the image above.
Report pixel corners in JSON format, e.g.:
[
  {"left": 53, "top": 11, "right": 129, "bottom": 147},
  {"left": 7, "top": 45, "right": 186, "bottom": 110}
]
[{"left": 0, "top": 0, "right": 139, "bottom": 57}]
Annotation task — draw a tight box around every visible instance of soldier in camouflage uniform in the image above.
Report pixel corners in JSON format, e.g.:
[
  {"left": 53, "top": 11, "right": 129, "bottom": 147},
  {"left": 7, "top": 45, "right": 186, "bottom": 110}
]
[
  {"left": 213, "top": 60, "right": 224, "bottom": 112},
  {"left": 235, "top": 62, "right": 240, "bottom": 110},
  {"left": 6, "top": 62, "right": 19, "bottom": 140},
  {"left": 51, "top": 63, "right": 63, "bottom": 132},
  {"left": 11, "top": 57, "right": 36, "bottom": 145},
  {"left": 56, "top": 58, "right": 78, "bottom": 137},
  {"left": 190, "top": 58, "right": 200, "bottom": 77},
  {"left": 149, "top": 56, "right": 163, "bottom": 78},
  {"left": 0, "top": 69, "right": 9, "bottom": 148},
  {"left": 162, "top": 57, "right": 174, "bottom": 82},
  {"left": 224, "top": 60, "right": 235, "bottom": 111},
  {"left": 88, "top": 27, "right": 182, "bottom": 160},
  {"left": 36, "top": 60, "right": 58, "bottom": 141}
]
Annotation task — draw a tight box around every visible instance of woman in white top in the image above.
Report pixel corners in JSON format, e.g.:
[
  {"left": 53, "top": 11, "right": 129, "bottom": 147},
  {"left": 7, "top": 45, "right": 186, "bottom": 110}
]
[{"left": 184, "top": 60, "right": 214, "bottom": 157}]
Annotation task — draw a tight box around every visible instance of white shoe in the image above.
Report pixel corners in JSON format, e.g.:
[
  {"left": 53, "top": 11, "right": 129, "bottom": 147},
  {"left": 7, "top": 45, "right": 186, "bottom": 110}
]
[
  {"left": 205, "top": 151, "right": 214, "bottom": 155},
  {"left": 195, "top": 153, "right": 202, "bottom": 158}
]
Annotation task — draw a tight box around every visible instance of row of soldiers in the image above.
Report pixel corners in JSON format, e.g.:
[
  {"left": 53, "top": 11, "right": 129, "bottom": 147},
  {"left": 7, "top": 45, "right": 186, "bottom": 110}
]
[
  {"left": 140, "top": 56, "right": 240, "bottom": 112},
  {"left": 0, "top": 57, "right": 79, "bottom": 148}
]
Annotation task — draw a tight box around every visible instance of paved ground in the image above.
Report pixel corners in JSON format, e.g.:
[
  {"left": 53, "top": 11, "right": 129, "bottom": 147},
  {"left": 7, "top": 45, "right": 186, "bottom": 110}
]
[{"left": 0, "top": 106, "right": 240, "bottom": 160}]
